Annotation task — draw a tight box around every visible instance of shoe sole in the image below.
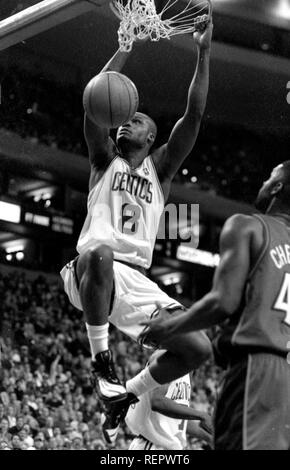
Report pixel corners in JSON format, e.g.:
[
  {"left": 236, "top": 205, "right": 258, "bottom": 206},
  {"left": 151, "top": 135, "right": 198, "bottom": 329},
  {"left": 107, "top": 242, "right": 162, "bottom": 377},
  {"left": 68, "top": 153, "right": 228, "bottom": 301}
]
[
  {"left": 96, "top": 389, "right": 128, "bottom": 404},
  {"left": 91, "top": 377, "right": 128, "bottom": 404}
]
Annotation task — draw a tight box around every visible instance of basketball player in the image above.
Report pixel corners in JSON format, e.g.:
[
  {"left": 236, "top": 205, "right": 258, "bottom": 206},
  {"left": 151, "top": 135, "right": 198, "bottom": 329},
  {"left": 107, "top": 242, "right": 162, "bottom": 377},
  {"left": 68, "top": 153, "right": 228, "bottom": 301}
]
[
  {"left": 123, "top": 350, "right": 212, "bottom": 450},
  {"left": 141, "top": 162, "right": 290, "bottom": 450},
  {"left": 60, "top": 19, "right": 213, "bottom": 433}
]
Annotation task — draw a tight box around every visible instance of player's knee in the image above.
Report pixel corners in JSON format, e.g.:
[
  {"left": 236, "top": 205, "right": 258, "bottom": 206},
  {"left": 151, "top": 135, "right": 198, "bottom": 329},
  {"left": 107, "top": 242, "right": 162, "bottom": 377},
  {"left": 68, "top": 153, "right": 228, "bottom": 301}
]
[{"left": 85, "top": 245, "right": 113, "bottom": 280}]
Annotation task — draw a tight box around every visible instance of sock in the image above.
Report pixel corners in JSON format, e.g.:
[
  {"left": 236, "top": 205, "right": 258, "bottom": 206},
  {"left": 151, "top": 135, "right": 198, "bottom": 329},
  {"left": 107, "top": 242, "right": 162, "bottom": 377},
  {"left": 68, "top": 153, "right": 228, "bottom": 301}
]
[
  {"left": 126, "top": 367, "right": 161, "bottom": 397},
  {"left": 85, "top": 323, "right": 109, "bottom": 359}
]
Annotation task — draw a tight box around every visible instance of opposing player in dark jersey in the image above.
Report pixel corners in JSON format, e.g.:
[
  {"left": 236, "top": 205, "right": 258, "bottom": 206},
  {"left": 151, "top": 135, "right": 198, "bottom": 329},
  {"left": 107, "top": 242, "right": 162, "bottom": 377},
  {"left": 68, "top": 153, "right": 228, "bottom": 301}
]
[{"left": 141, "top": 162, "right": 290, "bottom": 450}]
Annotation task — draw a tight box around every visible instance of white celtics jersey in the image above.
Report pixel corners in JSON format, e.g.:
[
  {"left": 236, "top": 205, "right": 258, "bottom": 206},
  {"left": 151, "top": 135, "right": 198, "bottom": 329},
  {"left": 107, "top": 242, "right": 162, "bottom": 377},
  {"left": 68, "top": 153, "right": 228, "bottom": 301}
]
[
  {"left": 126, "top": 374, "right": 191, "bottom": 450},
  {"left": 77, "top": 156, "right": 164, "bottom": 269}
]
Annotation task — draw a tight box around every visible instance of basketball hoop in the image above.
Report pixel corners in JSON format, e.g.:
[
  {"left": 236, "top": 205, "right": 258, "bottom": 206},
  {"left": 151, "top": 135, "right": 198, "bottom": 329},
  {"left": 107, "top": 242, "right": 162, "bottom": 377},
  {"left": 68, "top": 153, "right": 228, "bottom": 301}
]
[{"left": 110, "top": 0, "right": 212, "bottom": 52}]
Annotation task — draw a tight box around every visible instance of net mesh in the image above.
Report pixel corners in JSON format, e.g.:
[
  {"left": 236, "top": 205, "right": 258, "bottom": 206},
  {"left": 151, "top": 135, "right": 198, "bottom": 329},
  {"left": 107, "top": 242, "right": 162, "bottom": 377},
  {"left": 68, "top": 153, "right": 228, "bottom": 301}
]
[{"left": 110, "top": 0, "right": 211, "bottom": 51}]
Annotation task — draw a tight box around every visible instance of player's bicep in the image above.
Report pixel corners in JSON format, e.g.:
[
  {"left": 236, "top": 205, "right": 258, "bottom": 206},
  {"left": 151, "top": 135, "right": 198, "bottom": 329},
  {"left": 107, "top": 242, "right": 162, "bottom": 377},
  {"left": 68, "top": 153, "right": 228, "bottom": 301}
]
[
  {"left": 212, "top": 216, "right": 252, "bottom": 314},
  {"left": 84, "top": 114, "right": 115, "bottom": 169}
]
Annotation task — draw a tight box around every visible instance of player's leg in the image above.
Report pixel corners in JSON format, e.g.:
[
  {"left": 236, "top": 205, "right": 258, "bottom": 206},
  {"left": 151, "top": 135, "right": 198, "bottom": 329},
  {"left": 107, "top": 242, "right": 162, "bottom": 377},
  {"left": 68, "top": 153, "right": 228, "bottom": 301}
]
[
  {"left": 214, "top": 360, "right": 246, "bottom": 450},
  {"left": 126, "top": 308, "right": 212, "bottom": 397},
  {"left": 215, "top": 353, "right": 290, "bottom": 450},
  {"left": 101, "top": 265, "right": 212, "bottom": 443},
  {"left": 102, "top": 327, "right": 211, "bottom": 445},
  {"left": 75, "top": 245, "right": 127, "bottom": 403},
  {"left": 242, "top": 353, "right": 290, "bottom": 450},
  {"left": 148, "top": 321, "right": 211, "bottom": 383}
]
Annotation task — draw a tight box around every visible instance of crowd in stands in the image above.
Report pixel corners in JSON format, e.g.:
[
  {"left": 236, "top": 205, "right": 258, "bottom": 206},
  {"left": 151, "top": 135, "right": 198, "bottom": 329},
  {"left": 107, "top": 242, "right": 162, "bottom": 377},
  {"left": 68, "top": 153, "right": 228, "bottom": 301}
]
[{"left": 0, "top": 268, "right": 220, "bottom": 451}]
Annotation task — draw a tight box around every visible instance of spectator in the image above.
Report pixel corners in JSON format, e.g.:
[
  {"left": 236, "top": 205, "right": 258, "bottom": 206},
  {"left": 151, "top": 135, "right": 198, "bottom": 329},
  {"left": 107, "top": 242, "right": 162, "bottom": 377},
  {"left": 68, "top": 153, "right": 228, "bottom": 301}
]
[
  {"left": 53, "top": 427, "right": 64, "bottom": 448},
  {"left": 42, "top": 417, "right": 54, "bottom": 440},
  {"left": 47, "top": 437, "right": 58, "bottom": 450},
  {"left": 18, "top": 427, "right": 34, "bottom": 448},
  {"left": 0, "top": 417, "right": 12, "bottom": 443},
  {"left": 0, "top": 440, "right": 11, "bottom": 450},
  {"left": 93, "top": 439, "right": 106, "bottom": 450},
  {"left": 11, "top": 434, "right": 24, "bottom": 450},
  {"left": 6, "top": 406, "right": 16, "bottom": 428},
  {"left": 33, "top": 433, "right": 46, "bottom": 450},
  {"left": 71, "top": 433, "right": 85, "bottom": 450},
  {"left": 0, "top": 269, "right": 221, "bottom": 450}
]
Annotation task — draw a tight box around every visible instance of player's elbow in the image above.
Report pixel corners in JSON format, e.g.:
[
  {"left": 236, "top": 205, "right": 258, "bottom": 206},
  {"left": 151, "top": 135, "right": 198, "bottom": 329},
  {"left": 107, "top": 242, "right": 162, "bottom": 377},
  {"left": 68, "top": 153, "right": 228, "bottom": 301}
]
[{"left": 209, "top": 291, "right": 235, "bottom": 318}]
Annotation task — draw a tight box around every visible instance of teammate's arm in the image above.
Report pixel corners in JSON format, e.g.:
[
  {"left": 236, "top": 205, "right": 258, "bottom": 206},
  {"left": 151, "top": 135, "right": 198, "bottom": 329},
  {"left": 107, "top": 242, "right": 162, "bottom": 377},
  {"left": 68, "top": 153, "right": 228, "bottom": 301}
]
[
  {"left": 152, "top": 21, "right": 212, "bottom": 184},
  {"left": 84, "top": 48, "right": 132, "bottom": 170},
  {"left": 150, "top": 384, "right": 211, "bottom": 423},
  {"left": 186, "top": 420, "right": 213, "bottom": 445},
  {"left": 141, "top": 215, "right": 260, "bottom": 342}
]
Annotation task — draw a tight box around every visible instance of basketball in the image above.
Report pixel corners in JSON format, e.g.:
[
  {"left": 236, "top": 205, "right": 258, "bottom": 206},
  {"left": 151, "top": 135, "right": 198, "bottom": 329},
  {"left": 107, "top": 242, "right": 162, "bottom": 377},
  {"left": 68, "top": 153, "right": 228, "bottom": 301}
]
[{"left": 83, "top": 71, "right": 139, "bottom": 128}]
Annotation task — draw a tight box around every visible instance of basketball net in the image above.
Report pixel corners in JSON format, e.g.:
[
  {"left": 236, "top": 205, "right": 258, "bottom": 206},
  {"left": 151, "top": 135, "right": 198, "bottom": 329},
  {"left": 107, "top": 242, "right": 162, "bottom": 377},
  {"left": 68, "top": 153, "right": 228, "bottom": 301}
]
[{"left": 110, "top": 0, "right": 212, "bottom": 52}]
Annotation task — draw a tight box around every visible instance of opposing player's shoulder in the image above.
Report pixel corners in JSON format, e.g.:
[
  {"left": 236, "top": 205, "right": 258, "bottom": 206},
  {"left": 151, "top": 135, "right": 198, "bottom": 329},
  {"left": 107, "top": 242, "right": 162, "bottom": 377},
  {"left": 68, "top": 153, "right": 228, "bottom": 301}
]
[
  {"left": 221, "top": 214, "right": 261, "bottom": 245},
  {"left": 226, "top": 213, "right": 257, "bottom": 228}
]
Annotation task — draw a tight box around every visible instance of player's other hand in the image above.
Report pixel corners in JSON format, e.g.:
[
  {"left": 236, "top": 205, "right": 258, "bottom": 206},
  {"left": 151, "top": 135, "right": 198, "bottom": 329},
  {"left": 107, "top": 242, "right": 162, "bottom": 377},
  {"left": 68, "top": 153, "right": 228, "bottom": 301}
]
[
  {"left": 139, "top": 303, "right": 176, "bottom": 346},
  {"left": 193, "top": 18, "right": 213, "bottom": 51},
  {"left": 199, "top": 413, "right": 213, "bottom": 435}
]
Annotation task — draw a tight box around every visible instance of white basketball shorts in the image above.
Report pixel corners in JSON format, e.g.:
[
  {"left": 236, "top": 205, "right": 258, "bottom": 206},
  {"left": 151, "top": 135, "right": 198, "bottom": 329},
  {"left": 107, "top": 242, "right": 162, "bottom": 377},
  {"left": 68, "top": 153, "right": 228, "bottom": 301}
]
[{"left": 60, "top": 259, "right": 182, "bottom": 344}]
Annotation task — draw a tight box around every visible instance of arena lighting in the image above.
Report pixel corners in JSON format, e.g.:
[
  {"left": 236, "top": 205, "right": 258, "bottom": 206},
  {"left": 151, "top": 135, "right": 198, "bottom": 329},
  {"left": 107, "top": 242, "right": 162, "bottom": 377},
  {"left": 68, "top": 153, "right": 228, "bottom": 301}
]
[
  {"left": 274, "top": 0, "right": 290, "bottom": 19},
  {"left": 177, "top": 245, "right": 220, "bottom": 267},
  {"left": 159, "top": 272, "right": 182, "bottom": 286},
  {"left": 6, "top": 254, "right": 12, "bottom": 262},
  {"left": 33, "top": 191, "right": 52, "bottom": 202},
  {"left": 15, "top": 252, "right": 25, "bottom": 261},
  {"left": 6, "top": 245, "right": 25, "bottom": 254},
  {"left": 0, "top": 201, "right": 21, "bottom": 223},
  {"left": 24, "top": 212, "right": 50, "bottom": 227}
]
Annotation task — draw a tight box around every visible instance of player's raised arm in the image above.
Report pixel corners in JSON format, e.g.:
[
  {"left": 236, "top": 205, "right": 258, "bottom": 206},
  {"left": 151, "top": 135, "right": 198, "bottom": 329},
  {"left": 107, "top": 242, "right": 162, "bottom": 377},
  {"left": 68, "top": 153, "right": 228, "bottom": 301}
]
[
  {"left": 140, "top": 214, "right": 264, "bottom": 342},
  {"left": 153, "top": 21, "right": 212, "bottom": 183},
  {"left": 84, "top": 48, "right": 132, "bottom": 171}
]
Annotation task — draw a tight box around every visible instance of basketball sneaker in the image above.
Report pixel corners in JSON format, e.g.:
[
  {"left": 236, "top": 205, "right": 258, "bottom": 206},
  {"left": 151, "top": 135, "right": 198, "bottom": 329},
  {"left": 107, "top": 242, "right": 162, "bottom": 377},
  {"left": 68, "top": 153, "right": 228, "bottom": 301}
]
[
  {"left": 101, "top": 393, "right": 138, "bottom": 445},
  {"left": 90, "top": 349, "right": 127, "bottom": 403}
]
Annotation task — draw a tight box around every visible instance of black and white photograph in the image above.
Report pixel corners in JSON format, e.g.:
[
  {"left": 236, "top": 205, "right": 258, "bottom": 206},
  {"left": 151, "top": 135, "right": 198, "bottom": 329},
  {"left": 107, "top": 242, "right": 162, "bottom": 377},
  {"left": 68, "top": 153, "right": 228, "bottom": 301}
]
[{"left": 0, "top": 0, "right": 290, "bottom": 454}]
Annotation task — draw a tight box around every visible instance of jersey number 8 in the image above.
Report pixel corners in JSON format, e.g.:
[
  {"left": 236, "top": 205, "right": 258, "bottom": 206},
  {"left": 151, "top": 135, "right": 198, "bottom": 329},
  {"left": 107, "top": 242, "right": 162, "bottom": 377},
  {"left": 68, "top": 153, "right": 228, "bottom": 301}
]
[{"left": 118, "top": 203, "right": 141, "bottom": 235}]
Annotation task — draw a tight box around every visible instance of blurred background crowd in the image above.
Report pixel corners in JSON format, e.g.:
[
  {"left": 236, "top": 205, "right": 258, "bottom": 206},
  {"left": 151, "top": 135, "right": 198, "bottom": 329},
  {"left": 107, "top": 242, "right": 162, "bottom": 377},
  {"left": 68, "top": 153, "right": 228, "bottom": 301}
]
[
  {"left": 1, "top": 0, "right": 289, "bottom": 451},
  {"left": 0, "top": 269, "right": 220, "bottom": 450}
]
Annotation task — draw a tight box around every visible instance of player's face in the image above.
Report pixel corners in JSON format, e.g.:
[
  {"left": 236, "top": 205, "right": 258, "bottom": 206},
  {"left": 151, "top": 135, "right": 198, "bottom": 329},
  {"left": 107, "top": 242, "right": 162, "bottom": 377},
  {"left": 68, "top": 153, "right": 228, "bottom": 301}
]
[
  {"left": 255, "top": 166, "right": 282, "bottom": 212},
  {"left": 116, "top": 113, "right": 152, "bottom": 148}
]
